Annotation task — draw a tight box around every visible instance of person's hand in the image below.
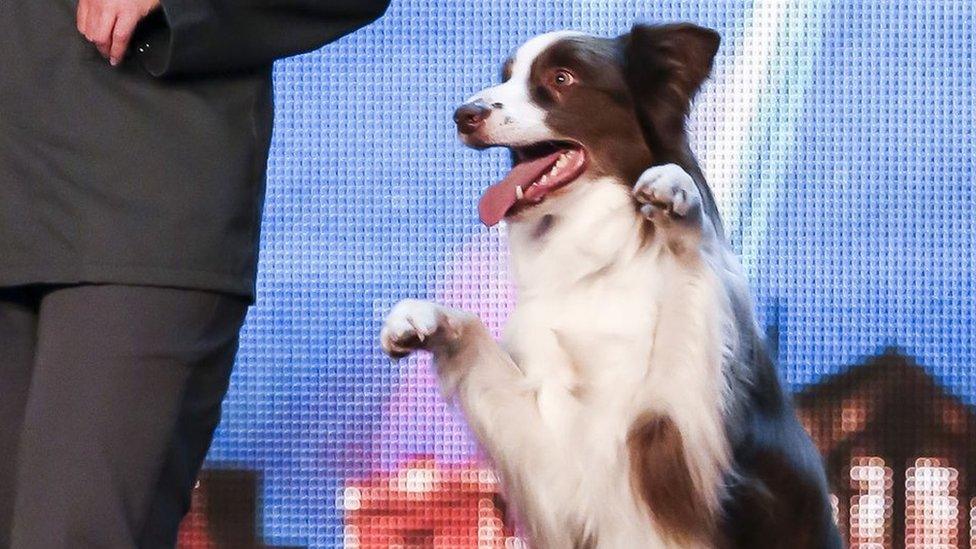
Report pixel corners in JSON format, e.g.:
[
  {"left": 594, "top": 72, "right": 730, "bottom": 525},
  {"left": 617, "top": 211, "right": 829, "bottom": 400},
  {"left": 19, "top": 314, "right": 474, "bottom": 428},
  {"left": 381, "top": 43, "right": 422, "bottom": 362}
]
[{"left": 76, "top": 0, "right": 161, "bottom": 66}]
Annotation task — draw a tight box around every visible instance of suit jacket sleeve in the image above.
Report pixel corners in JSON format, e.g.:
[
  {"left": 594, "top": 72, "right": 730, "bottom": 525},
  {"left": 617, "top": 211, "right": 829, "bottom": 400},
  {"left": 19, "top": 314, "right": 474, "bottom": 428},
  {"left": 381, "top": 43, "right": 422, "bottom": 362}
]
[{"left": 134, "top": 0, "right": 390, "bottom": 77}]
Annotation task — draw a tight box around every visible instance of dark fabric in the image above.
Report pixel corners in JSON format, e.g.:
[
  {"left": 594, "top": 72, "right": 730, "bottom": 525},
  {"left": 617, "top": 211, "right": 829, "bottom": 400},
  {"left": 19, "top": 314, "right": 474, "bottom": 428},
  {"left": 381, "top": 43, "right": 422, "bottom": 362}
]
[
  {"left": 138, "top": 0, "right": 391, "bottom": 77},
  {"left": 0, "top": 0, "right": 389, "bottom": 301},
  {"left": 136, "top": 322, "right": 241, "bottom": 549},
  {"left": 0, "top": 284, "right": 248, "bottom": 549},
  {"left": 0, "top": 289, "right": 38, "bottom": 549}
]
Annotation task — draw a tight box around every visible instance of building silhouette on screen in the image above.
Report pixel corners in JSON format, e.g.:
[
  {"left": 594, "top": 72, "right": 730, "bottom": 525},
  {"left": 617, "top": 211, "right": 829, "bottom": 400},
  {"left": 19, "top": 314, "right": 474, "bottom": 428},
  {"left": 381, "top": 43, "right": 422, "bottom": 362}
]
[{"left": 795, "top": 348, "right": 976, "bottom": 549}]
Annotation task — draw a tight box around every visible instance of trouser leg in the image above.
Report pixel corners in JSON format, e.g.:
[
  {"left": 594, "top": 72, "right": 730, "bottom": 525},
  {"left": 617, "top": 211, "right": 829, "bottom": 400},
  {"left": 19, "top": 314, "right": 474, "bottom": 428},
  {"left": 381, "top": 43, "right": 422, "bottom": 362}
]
[
  {"left": 0, "top": 288, "right": 39, "bottom": 549},
  {"left": 10, "top": 285, "right": 247, "bottom": 549},
  {"left": 138, "top": 319, "right": 243, "bottom": 548}
]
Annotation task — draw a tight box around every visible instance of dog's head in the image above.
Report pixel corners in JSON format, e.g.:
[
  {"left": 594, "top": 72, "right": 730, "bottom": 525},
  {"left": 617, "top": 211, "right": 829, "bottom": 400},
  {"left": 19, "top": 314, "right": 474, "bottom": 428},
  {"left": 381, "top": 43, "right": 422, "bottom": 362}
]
[{"left": 455, "top": 24, "right": 720, "bottom": 226}]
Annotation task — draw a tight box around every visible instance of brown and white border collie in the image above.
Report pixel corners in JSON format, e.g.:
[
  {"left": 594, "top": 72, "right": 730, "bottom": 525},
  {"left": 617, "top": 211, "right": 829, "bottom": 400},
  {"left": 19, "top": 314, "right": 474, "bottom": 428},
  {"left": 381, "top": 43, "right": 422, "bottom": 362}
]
[{"left": 380, "top": 24, "right": 842, "bottom": 549}]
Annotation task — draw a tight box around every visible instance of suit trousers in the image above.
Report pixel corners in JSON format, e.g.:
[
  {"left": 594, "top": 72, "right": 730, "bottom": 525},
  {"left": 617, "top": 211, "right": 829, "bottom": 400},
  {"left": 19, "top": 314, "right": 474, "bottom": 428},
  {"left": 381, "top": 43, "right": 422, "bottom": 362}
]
[{"left": 0, "top": 284, "right": 248, "bottom": 548}]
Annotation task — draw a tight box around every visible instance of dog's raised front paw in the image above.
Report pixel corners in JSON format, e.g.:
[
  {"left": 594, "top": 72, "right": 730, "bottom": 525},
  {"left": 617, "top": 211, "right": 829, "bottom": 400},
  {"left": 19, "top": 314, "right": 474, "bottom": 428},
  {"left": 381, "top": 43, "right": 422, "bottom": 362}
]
[
  {"left": 632, "top": 163, "right": 702, "bottom": 223},
  {"left": 380, "top": 299, "right": 453, "bottom": 359}
]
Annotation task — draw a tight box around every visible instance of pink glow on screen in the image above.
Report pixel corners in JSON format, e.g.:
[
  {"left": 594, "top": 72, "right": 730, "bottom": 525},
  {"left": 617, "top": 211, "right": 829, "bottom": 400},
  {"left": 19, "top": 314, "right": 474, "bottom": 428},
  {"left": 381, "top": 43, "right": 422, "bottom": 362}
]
[{"left": 370, "top": 231, "right": 516, "bottom": 469}]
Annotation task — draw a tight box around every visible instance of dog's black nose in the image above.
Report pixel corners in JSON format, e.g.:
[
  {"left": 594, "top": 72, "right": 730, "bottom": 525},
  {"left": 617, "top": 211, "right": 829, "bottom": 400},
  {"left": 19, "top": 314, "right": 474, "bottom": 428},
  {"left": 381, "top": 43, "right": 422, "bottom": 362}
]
[{"left": 453, "top": 100, "right": 492, "bottom": 134}]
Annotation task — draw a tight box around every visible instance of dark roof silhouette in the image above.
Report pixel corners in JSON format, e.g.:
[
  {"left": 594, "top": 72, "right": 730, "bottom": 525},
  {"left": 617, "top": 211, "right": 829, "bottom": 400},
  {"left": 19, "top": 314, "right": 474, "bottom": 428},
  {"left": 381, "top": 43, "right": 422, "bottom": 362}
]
[{"left": 795, "top": 347, "right": 976, "bottom": 481}]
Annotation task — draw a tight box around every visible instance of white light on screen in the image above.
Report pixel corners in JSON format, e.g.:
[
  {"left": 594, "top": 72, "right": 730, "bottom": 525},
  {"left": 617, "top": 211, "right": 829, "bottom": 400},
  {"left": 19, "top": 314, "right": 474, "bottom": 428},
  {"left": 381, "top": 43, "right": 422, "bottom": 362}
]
[
  {"left": 970, "top": 497, "right": 975, "bottom": 549},
  {"left": 905, "top": 458, "right": 960, "bottom": 549},
  {"left": 849, "top": 456, "right": 892, "bottom": 548}
]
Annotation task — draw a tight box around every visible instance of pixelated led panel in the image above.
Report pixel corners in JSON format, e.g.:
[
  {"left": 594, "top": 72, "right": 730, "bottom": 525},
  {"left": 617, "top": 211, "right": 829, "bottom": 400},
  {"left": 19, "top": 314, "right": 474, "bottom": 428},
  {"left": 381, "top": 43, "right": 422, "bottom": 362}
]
[
  {"left": 338, "top": 458, "right": 521, "bottom": 547},
  {"left": 849, "top": 457, "right": 893, "bottom": 547},
  {"left": 177, "top": 0, "right": 974, "bottom": 548}
]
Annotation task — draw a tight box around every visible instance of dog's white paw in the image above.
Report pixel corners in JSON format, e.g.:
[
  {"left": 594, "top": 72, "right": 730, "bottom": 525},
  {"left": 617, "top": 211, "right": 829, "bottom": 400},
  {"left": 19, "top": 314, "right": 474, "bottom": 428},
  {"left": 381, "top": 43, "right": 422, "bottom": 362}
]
[
  {"left": 632, "top": 163, "right": 702, "bottom": 223},
  {"left": 380, "top": 299, "right": 448, "bottom": 359}
]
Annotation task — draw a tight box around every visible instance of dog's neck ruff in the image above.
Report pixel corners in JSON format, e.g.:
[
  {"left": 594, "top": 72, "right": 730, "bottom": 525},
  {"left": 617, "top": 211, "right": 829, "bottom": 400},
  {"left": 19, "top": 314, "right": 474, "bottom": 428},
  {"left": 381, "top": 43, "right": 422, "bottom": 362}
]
[{"left": 478, "top": 148, "right": 586, "bottom": 226}]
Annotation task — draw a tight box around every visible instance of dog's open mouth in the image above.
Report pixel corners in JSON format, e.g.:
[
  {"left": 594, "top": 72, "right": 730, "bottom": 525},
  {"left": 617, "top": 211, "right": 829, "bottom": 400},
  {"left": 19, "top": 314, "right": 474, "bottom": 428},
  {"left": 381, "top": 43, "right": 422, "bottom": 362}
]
[{"left": 478, "top": 141, "right": 588, "bottom": 226}]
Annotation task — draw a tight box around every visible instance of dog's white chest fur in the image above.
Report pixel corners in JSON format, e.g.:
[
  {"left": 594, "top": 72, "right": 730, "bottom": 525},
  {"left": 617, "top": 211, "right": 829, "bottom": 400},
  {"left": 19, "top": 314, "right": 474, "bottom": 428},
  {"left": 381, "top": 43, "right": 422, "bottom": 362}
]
[
  {"left": 503, "top": 180, "right": 662, "bottom": 433},
  {"left": 499, "top": 178, "right": 733, "bottom": 546}
]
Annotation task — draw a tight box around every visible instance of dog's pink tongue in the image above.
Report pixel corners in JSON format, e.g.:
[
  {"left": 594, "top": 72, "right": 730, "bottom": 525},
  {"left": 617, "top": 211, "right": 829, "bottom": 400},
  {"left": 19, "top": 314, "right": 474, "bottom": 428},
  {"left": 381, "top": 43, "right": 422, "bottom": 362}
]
[{"left": 478, "top": 151, "right": 563, "bottom": 226}]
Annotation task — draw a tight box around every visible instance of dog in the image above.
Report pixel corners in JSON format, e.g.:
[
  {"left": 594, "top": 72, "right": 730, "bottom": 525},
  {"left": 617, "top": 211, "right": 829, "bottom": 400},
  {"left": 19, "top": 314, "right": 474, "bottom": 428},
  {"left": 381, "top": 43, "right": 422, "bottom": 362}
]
[{"left": 380, "top": 23, "right": 842, "bottom": 548}]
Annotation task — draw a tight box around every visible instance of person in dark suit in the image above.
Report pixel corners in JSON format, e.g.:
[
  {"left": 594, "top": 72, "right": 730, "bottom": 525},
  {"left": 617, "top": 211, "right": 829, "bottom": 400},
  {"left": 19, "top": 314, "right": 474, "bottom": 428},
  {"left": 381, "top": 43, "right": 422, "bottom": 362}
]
[{"left": 0, "top": 0, "right": 389, "bottom": 547}]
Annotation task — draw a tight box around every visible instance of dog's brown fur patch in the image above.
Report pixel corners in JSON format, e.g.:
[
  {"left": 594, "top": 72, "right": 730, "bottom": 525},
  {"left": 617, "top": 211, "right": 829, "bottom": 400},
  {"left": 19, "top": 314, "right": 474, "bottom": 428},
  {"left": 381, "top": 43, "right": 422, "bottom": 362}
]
[
  {"left": 527, "top": 36, "right": 653, "bottom": 184},
  {"left": 628, "top": 414, "right": 715, "bottom": 545}
]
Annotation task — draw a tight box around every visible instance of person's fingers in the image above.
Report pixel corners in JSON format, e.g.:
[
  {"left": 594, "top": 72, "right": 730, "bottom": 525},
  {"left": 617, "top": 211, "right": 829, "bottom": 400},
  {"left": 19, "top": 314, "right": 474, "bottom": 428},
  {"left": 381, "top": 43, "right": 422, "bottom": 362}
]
[
  {"left": 85, "top": 2, "right": 101, "bottom": 42},
  {"left": 89, "top": 9, "right": 118, "bottom": 59},
  {"left": 109, "top": 10, "right": 139, "bottom": 66},
  {"left": 77, "top": 0, "right": 157, "bottom": 65},
  {"left": 76, "top": 0, "right": 89, "bottom": 35}
]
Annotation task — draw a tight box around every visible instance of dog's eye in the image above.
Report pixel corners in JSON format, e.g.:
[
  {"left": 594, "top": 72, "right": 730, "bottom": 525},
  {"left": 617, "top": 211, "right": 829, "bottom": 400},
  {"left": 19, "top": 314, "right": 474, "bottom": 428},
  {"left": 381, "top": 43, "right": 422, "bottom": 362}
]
[{"left": 553, "top": 70, "right": 575, "bottom": 86}]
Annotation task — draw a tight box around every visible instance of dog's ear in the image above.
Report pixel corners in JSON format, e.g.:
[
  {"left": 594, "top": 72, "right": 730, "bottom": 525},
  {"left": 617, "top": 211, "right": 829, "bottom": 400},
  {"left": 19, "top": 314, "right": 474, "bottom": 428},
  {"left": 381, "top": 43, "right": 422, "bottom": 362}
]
[
  {"left": 620, "top": 23, "right": 720, "bottom": 156},
  {"left": 620, "top": 23, "right": 724, "bottom": 236}
]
